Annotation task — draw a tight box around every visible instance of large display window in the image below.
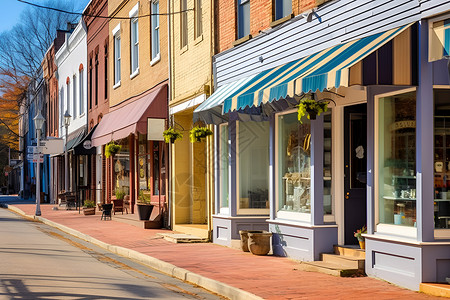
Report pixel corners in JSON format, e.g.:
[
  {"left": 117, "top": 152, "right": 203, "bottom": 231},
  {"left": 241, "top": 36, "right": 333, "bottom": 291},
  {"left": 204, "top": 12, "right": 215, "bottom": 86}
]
[
  {"left": 114, "top": 138, "right": 130, "bottom": 195},
  {"left": 376, "top": 90, "right": 416, "bottom": 228},
  {"left": 434, "top": 89, "right": 450, "bottom": 230},
  {"left": 237, "top": 121, "right": 270, "bottom": 214},
  {"left": 219, "top": 124, "right": 229, "bottom": 212},
  {"left": 276, "top": 111, "right": 311, "bottom": 220}
]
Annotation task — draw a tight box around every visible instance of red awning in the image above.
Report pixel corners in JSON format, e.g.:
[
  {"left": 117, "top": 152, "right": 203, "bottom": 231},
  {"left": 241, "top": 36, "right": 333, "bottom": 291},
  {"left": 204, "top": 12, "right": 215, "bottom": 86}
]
[{"left": 91, "top": 84, "right": 167, "bottom": 147}]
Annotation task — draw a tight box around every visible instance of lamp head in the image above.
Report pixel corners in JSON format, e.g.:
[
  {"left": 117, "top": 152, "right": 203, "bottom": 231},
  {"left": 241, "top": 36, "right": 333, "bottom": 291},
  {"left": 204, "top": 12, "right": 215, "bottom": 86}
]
[
  {"left": 64, "top": 110, "right": 71, "bottom": 127},
  {"left": 33, "top": 110, "right": 45, "bottom": 131}
]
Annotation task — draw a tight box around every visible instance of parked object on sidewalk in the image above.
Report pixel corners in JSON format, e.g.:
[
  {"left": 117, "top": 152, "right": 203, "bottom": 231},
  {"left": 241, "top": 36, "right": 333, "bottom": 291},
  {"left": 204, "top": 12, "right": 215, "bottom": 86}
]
[
  {"left": 248, "top": 231, "right": 272, "bottom": 255},
  {"left": 137, "top": 203, "right": 153, "bottom": 221},
  {"left": 239, "top": 230, "right": 265, "bottom": 252},
  {"left": 83, "top": 200, "right": 96, "bottom": 216},
  {"left": 101, "top": 203, "right": 113, "bottom": 220}
]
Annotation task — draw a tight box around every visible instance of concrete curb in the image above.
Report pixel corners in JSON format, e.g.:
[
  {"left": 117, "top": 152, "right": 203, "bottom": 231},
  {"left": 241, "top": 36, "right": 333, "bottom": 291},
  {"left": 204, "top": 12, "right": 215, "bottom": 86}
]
[{"left": 6, "top": 205, "right": 263, "bottom": 300}]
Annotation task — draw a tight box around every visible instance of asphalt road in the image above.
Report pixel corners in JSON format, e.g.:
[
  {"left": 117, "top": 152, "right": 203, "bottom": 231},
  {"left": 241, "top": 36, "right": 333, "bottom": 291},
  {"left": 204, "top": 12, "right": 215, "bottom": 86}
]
[{"left": 0, "top": 199, "right": 223, "bottom": 300}]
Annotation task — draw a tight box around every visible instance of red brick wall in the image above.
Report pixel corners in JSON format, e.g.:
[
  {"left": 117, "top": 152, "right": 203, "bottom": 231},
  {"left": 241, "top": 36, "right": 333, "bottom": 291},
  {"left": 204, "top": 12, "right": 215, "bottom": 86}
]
[{"left": 218, "top": 0, "right": 333, "bottom": 52}]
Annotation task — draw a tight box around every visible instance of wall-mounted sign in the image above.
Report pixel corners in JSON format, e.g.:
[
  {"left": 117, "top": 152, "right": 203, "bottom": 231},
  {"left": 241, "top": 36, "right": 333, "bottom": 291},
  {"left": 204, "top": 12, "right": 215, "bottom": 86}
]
[{"left": 83, "top": 140, "right": 92, "bottom": 149}]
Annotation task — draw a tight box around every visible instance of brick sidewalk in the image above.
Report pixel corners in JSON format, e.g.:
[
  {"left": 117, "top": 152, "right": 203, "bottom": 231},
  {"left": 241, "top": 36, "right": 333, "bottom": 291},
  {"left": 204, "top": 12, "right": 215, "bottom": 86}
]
[{"left": 10, "top": 204, "right": 439, "bottom": 300}]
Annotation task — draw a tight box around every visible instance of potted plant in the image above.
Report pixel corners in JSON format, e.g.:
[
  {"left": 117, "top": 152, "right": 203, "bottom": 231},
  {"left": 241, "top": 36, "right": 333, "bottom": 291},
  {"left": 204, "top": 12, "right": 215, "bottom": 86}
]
[
  {"left": 247, "top": 231, "right": 272, "bottom": 255},
  {"left": 83, "top": 199, "right": 96, "bottom": 216},
  {"left": 115, "top": 188, "right": 126, "bottom": 200},
  {"left": 137, "top": 189, "right": 154, "bottom": 221},
  {"left": 297, "top": 98, "right": 328, "bottom": 123},
  {"left": 354, "top": 225, "right": 367, "bottom": 249},
  {"left": 105, "top": 141, "right": 121, "bottom": 158},
  {"left": 189, "top": 126, "right": 213, "bottom": 143},
  {"left": 163, "top": 127, "right": 183, "bottom": 143}
]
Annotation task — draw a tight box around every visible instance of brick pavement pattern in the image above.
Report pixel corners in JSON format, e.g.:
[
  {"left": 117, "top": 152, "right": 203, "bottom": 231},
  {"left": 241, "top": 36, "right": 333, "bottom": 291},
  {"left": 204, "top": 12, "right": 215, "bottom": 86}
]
[{"left": 11, "top": 204, "right": 439, "bottom": 300}]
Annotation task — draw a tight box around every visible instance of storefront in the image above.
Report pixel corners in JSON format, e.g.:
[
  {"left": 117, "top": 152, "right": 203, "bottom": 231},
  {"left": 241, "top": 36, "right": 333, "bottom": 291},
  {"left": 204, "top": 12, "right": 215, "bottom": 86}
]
[
  {"left": 196, "top": 16, "right": 450, "bottom": 289},
  {"left": 91, "top": 83, "right": 168, "bottom": 222}
]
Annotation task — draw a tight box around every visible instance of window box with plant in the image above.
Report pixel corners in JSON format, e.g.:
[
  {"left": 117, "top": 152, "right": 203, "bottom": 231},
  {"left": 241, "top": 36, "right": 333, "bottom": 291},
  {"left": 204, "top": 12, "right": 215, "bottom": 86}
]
[
  {"left": 137, "top": 189, "right": 154, "bottom": 220},
  {"left": 83, "top": 199, "right": 96, "bottom": 216},
  {"left": 189, "top": 126, "right": 213, "bottom": 143},
  {"left": 105, "top": 141, "right": 122, "bottom": 158},
  {"left": 163, "top": 127, "right": 183, "bottom": 143}
]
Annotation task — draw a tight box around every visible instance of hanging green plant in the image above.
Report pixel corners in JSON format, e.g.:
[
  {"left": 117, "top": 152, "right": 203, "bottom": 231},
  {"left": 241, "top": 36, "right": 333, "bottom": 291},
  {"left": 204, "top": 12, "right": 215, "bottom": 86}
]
[
  {"left": 189, "top": 126, "right": 213, "bottom": 143},
  {"left": 163, "top": 127, "right": 183, "bottom": 143},
  {"left": 297, "top": 98, "right": 328, "bottom": 123},
  {"left": 105, "top": 141, "right": 122, "bottom": 158}
]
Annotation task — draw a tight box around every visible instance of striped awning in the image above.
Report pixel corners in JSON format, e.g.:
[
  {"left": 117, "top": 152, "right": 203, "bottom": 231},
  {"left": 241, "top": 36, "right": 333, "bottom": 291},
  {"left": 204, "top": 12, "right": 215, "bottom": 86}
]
[
  {"left": 194, "top": 23, "right": 411, "bottom": 122},
  {"left": 429, "top": 18, "right": 450, "bottom": 61}
]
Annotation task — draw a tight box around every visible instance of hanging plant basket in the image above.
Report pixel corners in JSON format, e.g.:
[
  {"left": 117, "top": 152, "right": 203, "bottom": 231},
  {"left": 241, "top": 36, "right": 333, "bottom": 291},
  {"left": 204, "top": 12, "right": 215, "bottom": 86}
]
[
  {"left": 189, "top": 126, "right": 213, "bottom": 143},
  {"left": 163, "top": 127, "right": 183, "bottom": 143},
  {"left": 105, "top": 141, "right": 121, "bottom": 158},
  {"left": 297, "top": 98, "right": 328, "bottom": 123}
]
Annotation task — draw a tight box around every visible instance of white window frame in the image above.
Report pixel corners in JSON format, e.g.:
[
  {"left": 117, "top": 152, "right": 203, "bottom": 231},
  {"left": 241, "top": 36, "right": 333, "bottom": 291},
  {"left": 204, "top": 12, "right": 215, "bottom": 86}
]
[
  {"left": 274, "top": 109, "right": 311, "bottom": 223},
  {"left": 113, "top": 23, "right": 121, "bottom": 88},
  {"left": 374, "top": 87, "right": 418, "bottom": 239},
  {"left": 151, "top": 0, "right": 160, "bottom": 65},
  {"left": 130, "top": 3, "right": 140, "bottom": 78}
]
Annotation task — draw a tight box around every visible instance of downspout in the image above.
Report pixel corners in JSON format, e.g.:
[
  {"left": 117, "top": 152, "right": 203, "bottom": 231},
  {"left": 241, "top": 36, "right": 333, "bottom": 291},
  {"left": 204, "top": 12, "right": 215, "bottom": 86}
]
[{"left": 167, "top": 0, "right": 172, "bottom": 229}]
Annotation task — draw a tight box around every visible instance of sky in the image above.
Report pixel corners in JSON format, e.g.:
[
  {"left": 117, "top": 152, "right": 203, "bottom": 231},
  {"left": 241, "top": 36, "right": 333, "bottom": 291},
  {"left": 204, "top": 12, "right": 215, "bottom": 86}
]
[{"left": 0, "top": 0, "right": 90, "bottom": 33}]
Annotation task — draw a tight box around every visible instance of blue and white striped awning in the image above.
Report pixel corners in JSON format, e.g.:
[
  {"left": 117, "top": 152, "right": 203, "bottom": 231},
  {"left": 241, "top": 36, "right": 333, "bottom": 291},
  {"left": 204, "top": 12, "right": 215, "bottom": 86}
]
[{"left": 194, "top": 23, "right": 411, "bottom": 123}]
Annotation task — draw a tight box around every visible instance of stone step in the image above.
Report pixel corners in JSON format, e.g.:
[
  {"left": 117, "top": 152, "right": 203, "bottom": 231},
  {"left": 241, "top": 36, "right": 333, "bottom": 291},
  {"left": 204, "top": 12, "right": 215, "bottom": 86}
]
[
  {"left": 297, "top": 261, "right": 362, "bottom": 277},
  {"left": 321, "top": 253, "right": 365, "bottom": 270},
  {"left": 157, "top": 233, "right": 209, "bottom": 243},
  {"left": 334, "top": 245, "right": 366, "bottom": 259},
  {"left": 420, "top": 283, "right": 450, "bottom": 298}
]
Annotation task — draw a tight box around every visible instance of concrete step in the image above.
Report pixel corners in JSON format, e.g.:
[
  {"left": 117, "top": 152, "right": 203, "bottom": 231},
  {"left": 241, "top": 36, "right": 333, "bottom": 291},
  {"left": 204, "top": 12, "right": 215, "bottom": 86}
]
[
  {"left": 420, "top": 283, "right": 450, "bottom": 298},
  {"left": 321, "top": 253, "right": 365, "bottom": 270},
  {"left": 297, "top": 261, "right": 363, "bottom": 277},
  {"left": 334, "top": 245, "right": 366, "bottom": 259},
  {"left": 157, "top": 233, "right": 209, "bottom": 243}
]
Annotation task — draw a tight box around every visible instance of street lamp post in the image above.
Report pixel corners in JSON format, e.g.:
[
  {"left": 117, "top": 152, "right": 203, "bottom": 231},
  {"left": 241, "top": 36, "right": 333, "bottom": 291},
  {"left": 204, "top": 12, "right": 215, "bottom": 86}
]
[
  {"left": 64, "top": 110, "right": 71, "bottom": 192},
  {"left": 34, "top": 110, "right": 45, "bottom": 216}
]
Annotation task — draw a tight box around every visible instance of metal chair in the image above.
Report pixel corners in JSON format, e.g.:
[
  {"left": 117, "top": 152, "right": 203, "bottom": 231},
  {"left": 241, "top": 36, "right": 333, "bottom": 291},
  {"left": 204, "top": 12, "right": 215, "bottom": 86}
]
[{"left": 101, "top": 203, "right": 113, "bottom": 220}]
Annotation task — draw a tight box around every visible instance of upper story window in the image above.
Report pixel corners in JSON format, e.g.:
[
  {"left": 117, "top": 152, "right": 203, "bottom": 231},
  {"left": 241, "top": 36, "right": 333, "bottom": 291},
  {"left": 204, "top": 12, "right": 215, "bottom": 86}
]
[
  {"left": 89, "top": 56, "right": 93, "bottom": 109},
  {"left": 237, "top": 0, "right": 250, "bottom": 39},
  {"left": 95, "top": 53, "right": 99, "bottom": 106},
  {"left": 195, "top": 0, "right": 203, "bottom": 38},
  {"left": 151, "top": 0, "right": 160, "bottom": 63},
  {"left": 79, "top": 65, "right": 84, "bottom": 115},
  {"left": 130, "top": 3, "right": 139, "bottom": 76},
  {"left": 66, "top": 78, "right": 70, "bottom": 117},
  {"left": 180, "top": 0, "right": 188, "bottom": 48},
  {"left": 72, "top": 74, "right": 77, "bottom": 119},
  {"left": 274, "top": 0, "right": 292, "bottom": 21},
  {"left": 113, "top": 23, "right": 121, "bottom": 86}
]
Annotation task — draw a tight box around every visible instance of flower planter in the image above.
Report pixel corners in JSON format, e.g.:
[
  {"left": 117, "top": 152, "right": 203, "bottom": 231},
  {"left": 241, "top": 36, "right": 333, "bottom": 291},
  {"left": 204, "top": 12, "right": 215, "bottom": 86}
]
[
  {"left": 137, "top": 203, "right": 154, "bottom": 221},
  {"left": 359, "top": 240, "right": 365, "bottom": 250},
  {"left": 239, "top": 230, "right": 264, "bottom": 252},
  {"left": 83, "top": 207, "right": 96, "bottom": 216},
  {"left": 248, "top": 231, "right": 272, "bottom": 255}
]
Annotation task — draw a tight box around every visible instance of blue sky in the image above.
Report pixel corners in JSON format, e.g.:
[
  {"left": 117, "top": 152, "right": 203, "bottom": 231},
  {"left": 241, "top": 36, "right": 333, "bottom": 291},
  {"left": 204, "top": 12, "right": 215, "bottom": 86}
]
[{"left": 0, "top": 0, "right": 90, "bottom": 33}]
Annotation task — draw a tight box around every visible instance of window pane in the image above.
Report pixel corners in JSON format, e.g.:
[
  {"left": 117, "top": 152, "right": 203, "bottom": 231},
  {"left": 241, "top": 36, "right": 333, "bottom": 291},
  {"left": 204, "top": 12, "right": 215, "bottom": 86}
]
[
  {"left": 181, "top": 0, "right": 188, "bottom": 47},
  {"left": 195, "top": 0, "right": 203, "bottom": 38},
  {"left": 72, "top": 75, "right": 77, "bottom": 118},
  {"left": 278, "top": 112, "right": 311, "bottom": 214},
  {"left": 131, "top": 19, "right": 139, "bottom": 72},
  {"left": 114, "top": 139, "right": 130, "bottom": 195},
  {"left": 377, "top": 91, "right": 416, "bottom": 227},
  {"left": 79, "top": 70, "right": 84, "bottom": 115},
  {"left": 434, "top": 89, "right": 450, "bottom": 229},
  {"left": 220, "top": 125, "right": 229, "bottom": 208},
  {"left": 114, "top": 36, "right": 121, "bottom": 83},
  {"left": 275, "top": 0, "right": 292, "bottom": 20},
  {"left": 238, "top": 1, "right": 250, "bottom": 38},
  {"left": 324, "top": 112, "right": 332, "bottom": 215},
  {"left": 238, "top": 121, "right": 269, "bottom": 210},
  {"left": 151, "top": 2, "right": 160, "bottom": 59}
]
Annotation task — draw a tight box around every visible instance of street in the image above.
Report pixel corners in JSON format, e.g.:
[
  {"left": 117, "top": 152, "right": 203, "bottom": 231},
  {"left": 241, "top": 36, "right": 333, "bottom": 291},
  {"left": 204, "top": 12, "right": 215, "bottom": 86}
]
[{"left": 0, "top": 204, "right": 223, "bottom": 300}]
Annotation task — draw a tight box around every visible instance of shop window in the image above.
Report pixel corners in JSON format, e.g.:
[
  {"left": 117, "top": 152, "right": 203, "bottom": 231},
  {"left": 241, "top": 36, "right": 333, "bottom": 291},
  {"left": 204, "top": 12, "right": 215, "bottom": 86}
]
[
  {"left": 220, "top": 124, "right": 229, "bottom": 211},
  {"left": 324, "top": 113, "right": 333, "bottom": 215},
  {"left": 274, "top": 0, "right": 291, "bottom": 21},
  {"left": 434, "top": 89, "right": 450, "bottom": 229},
  {"left": 237, "top": 0, "right": 250, "bottom": 39},
  {"left": 113, "top": 139, "right": 130, "bottom": 196},
  {"left": 376, "top": 91, "right": 416, "bottom": 227},
  {"left": 138, "top": 134, "right": 148, "bottom": 191},
  {"left": 237, "top": 121, "right": 269, "bottom": 214},
  {"left": 277, "top": 111, "right": 311, "bottom": 219}
]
